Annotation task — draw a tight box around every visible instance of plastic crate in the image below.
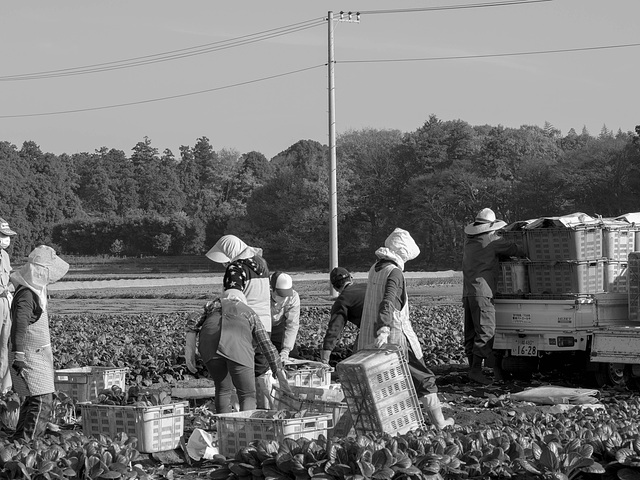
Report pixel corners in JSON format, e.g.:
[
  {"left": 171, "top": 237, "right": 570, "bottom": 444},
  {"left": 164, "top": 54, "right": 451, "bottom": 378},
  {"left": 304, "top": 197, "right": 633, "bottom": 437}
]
[
  {"left": 282, "top": 384, "right": 344, "bottom": 402},
  {"left": 605, "top": 261, "right": 629, "bottom": 293},
  {"left": 216, "top": 410, "right": 332, "bottom": 458},
  {"left": 496, "top": 261, "right": 529, "bottom": 294},
  {"left": 525, "top": 227, "right": 602, "bottom": 261},
  {"left": 285, "top": 362, "right": 333, "bottom": 388},
  {"left": 527, "top": 260, "right": 605, "bottom": 295},
  {"left": 629, "top": 252, "right": 640, "bottom": 321},
  {"left": 336, "top": 346, "right": 425, "bottom": 436},
  {"left": 498, "top": 230, "right": 528, "bottom": 255},
  {"left": 272, "top": 387, "right": 353, "bottom": 437},
  {"left": 55, "top": 367, "right": 128, "bottom": 403},
  {"left": 602, "top": 226, "right": 636, "bottom": 261},
  {"left": 79, "top": 401, "right": 187, "bottom": 453}
]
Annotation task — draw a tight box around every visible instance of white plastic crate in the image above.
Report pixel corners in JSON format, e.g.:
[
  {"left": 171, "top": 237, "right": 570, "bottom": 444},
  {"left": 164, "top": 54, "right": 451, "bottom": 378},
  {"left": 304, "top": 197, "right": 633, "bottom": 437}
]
[
  {"left": 216, "top": 410, "right": 332, "bottom": 457},
  {"left": 55, "top": 367, "right": 128, "bottom": 403},
  {"left": 79, "top": 401, "right": 187, "bottom": 453}
]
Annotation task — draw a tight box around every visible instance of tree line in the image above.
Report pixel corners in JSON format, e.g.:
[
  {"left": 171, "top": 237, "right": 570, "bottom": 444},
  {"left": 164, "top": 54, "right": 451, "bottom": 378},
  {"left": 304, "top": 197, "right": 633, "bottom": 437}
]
[{"left": 1, "top": 117, "right": 639, "bottom": 271}]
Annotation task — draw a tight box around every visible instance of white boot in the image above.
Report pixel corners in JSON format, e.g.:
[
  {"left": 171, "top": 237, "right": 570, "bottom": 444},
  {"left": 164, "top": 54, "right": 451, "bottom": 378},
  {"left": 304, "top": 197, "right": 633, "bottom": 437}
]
[{"left": 421, "top": 393, "right": 455, "bottom": 430}]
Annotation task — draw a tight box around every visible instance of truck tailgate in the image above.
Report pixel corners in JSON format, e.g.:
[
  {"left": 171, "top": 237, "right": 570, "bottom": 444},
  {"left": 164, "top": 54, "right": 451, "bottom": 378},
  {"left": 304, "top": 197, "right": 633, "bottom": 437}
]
[{"left": 591, "top": 327, "right": 640, "bottom": 364}]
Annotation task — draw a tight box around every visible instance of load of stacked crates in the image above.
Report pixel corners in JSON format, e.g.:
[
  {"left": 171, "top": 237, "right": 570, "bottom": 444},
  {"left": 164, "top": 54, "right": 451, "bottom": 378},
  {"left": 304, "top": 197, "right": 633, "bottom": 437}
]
[{"left": 496, "top": 212, "right": 640, "bottom": 298}]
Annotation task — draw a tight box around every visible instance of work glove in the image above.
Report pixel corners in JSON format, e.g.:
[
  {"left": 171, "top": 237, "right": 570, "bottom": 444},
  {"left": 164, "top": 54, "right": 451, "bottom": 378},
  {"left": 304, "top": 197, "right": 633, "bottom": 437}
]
[
  {"left": 276, "top": 370, "right": 292, "bottom": 396},
  {"left": 279, "top": 349, "right": 290, "bottom": 365},
  {"left": 374, "top": 327, "right": 390, "bottom": 349},
  {"left": 12, "top": 359, "right": 27, "bottom": 376},
  {"left": 185, "top": 331, "right": 198, "bottom": 374},
  {"left": 320, "top": 349, "right": 331, "bottom": 365}
]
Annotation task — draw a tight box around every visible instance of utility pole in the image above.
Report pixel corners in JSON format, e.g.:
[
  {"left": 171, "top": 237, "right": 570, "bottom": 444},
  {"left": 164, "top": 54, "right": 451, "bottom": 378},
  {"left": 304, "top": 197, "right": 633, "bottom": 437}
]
[{"left": 327, "top": 10, "right": 359, "bottom": 295}]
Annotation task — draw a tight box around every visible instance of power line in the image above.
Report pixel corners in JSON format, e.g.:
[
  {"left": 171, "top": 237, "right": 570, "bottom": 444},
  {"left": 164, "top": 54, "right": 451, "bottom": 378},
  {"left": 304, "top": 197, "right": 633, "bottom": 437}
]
[
  {"left": 357, "top": 0, "right": 552, "bottom": 15},
  {"left": 0, "top": 64, "right": 325, "bottom": 118},
  {"left": 1, "top": 39, "right": 635, "bottom": 119},
  {"left": 0, "top": 18, "right": 325, "bottom": 81},
  {"left": 337, "top": 42, "right": 640, "bottom": 64}
]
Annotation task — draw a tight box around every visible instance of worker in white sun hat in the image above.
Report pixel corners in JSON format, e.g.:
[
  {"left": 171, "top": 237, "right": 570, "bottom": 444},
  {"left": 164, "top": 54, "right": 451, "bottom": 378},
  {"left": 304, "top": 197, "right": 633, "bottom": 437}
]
[
  {"left": 205, "top": 234, "right": 274, "bottom": 409},
  {"left": 269, "top": 272, "right": 300, "bottom": 364},
  {"left": 463, "top": 207, "right": 526, "bottom": 385}
]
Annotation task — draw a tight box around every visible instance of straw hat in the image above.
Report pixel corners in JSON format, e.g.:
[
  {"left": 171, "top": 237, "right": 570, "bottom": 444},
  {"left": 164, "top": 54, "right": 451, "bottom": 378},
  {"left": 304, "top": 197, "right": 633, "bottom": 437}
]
[{"left": 464, "top": 208, "right": 507, "bottom": 235}]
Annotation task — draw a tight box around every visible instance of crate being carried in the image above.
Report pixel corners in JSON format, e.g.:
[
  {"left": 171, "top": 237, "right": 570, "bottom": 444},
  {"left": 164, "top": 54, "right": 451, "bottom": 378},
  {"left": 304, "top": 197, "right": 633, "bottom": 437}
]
[
  {"left": 284, "top": 359, "right": 333, "bottom": 387},
  {"left": 55, "top": 366, "right": 128, "bottom": 403},
  {"left": 336, "top": 345, "right": 425, "bottom": 436},
  {"left": 524, "top": 213, "right": 602, "bottom": 262},
  {"left": 215, "top": 409, "right": 333, "bottom": 458},
  {"left": 272, "top": 386, "right": 353, "bottom": 438},
  {"left": 79, "top": 401, "right": 188, "bottom": 453}
]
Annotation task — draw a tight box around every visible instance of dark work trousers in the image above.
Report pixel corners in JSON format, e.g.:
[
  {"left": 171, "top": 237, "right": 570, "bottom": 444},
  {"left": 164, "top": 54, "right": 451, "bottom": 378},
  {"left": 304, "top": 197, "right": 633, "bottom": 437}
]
[
  {"left": 408, "top": 348, "right": 438, "bottom": 397},
  {"left": 205, "top": 357, "right": 256, "bottom": 413},
  {"left": 463, "top": 295, "right": 496, "bottom": 359},
  {"left": 13, "top": 393, "right": 53, "bottom": 441}
]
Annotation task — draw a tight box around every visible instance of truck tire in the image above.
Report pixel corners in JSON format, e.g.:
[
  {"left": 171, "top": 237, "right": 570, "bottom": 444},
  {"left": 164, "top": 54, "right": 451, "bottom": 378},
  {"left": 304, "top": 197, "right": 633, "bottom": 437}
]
[
  {"left": 591, "top": 363, "right": 626, "bottom": 388},
  {"left": 502, "top": 355, "right": 537, "bottom": 380}
]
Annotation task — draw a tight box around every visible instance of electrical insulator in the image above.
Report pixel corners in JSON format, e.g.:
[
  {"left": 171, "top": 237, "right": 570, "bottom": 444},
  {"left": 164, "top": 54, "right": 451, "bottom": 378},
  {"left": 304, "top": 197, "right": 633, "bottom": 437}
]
[
  {"left": 339, "top": 11, "right": 344, "bottom": 20},
  {"left": 348, "top": 11, "right": 352, "bottom": 20},
  {"left": 356, "top": 12, "right": 360, "bottom": 21}
]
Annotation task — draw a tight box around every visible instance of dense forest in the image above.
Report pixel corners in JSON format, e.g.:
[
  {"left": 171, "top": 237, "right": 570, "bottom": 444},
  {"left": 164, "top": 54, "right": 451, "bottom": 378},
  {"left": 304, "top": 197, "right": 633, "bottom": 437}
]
[{"left": 1, "top": 116, "right": 639, "bottom": 271}]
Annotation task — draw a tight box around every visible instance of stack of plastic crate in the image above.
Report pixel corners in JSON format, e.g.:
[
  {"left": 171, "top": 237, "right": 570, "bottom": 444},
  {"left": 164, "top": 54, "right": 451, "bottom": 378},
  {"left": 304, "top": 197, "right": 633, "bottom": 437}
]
[
  {"left": 496, "top": 222, "right": 532, "bottom": 296},
  {"left": 601, "top": 219, "right": 635, "bottom": 293},
  {"left": 524, "top": 217, "right": 605, "bottom": 295},
  {"left": 336, "top": 345, "right": 425, "bottom": 436},
  {"left": 629, "top": 252, "right": 640, "bottom": 321}
]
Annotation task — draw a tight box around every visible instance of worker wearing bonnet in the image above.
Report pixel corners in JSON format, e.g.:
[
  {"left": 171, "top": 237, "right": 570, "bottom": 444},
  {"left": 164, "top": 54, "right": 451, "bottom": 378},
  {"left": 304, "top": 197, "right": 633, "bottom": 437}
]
[
  {"left": 9, "top": 245, "right": 69, "bottom": 440},
  {"left": 359, "top": 228, "right": 454, "bottom": 430},
  {"left": 462, "top": 208, "right": 526, "bottom": 385},
  {"left": 205, "top": 235, "right": 274, "bottom": 408}
]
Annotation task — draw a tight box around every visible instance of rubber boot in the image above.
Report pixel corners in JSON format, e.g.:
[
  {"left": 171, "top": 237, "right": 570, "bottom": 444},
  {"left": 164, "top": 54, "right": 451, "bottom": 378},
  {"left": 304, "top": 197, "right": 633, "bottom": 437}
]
[
  {"left": 468, "top": 355, "right": 492, "bottom": 385},
  {"left": 421, "top": 393, "right": 454, "bottom": 430},
  {"left": 491, "top": 351, "right": 511, "bottom": 383}
]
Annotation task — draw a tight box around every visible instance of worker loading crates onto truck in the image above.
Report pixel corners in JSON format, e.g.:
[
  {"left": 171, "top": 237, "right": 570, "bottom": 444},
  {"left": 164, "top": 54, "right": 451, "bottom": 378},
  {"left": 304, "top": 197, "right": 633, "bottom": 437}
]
[{"left": 493, "top": 211, "right": 640, "bottom": 388}]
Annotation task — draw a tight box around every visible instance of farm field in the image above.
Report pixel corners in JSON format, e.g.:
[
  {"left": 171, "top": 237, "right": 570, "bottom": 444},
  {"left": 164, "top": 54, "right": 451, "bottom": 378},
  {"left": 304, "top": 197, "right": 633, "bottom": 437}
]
[{"left": 4, "top": 271, "right": 640, "bottom": 479}]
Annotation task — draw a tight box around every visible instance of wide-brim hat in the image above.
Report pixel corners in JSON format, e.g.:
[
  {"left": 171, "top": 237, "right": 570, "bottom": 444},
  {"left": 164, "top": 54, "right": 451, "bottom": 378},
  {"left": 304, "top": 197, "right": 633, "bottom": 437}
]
[
  {"left": 206, "top": 235, "right": 255, "bottom": 263},
  {"left": 464, "top": 208, "right": 507, "bottom": 235},
  {"left": 0, "top": 217, "right": 16, "bottom": 236}
]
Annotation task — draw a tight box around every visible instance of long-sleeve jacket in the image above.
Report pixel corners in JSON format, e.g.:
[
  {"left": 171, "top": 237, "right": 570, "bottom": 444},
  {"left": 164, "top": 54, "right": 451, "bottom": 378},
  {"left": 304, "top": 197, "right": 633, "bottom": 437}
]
[
  {"left": 270, "top": 291, "right": 300, "bottom": 354},
  {"left": 462, "top": 232, "right": 524, "bottom": 297},
  {"left": 322, "top": 282, "right": 365, "bottom": 352},
  {"left": 186, "top": 298, "right": 283, "bottom": 375}
]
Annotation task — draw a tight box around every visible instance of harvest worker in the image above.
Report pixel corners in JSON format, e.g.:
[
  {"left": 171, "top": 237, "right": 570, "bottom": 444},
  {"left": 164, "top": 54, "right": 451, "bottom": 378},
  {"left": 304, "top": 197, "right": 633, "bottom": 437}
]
[
  {"left": 269, "top": 272, "right": 300, "bottom": 364},
  {"left": 185, "top": 290, "right": 292, "bottom": 413},
  {"left": 0, "top": 217, "right": 17, "bottom": 395},
  {"left": 10, "top": 245, "right": 69, "bottom": 441},
  {"left": 205, "top": 235, "right": 274, "bottom": 409},
  {"left": 463, "top": 208, "right": 526, "bottom": 385},
  {"left": 360, "top": 228, "right": 454, "bottom": 430},
  {"left": 320, "top": 267, "right": 366, "bottom": 365}
]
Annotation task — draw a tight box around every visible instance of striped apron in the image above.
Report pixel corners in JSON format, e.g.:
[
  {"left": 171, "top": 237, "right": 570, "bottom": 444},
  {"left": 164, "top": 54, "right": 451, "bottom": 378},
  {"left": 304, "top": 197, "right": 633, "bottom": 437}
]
[{"left": 358, "top": 263, "right": 424, "bottom": 360}]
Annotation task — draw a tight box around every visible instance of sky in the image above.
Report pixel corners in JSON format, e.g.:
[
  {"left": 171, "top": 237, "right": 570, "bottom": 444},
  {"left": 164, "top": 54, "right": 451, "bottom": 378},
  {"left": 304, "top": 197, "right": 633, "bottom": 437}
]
[{"left": 1, "top": 0, "right": 638, "bottom": 160}]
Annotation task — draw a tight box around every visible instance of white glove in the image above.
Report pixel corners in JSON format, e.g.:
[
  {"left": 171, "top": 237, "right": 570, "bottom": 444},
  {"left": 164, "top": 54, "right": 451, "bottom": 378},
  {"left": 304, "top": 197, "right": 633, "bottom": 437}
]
[
  {"left": 279, "top": 349, "right": 290, "bottom": 364},
  {"left": 185, "top": 331, "right": 198, "bottom": 374},
  {"left": 374, "top": 327, "right": 390, "bottom": 348}
]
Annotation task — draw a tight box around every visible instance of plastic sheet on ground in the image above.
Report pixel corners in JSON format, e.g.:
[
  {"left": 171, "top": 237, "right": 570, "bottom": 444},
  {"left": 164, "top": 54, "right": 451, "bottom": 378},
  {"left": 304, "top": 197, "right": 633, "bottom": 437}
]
[{"left": 509, "top": 385, "right": 600, "bottom": 405}]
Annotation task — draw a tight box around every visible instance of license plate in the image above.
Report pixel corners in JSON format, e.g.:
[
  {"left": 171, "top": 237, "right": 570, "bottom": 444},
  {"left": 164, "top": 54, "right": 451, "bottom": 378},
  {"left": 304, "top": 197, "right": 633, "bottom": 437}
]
[{"left": 511, "top": 340, "right": 537, "bottom": 357}]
